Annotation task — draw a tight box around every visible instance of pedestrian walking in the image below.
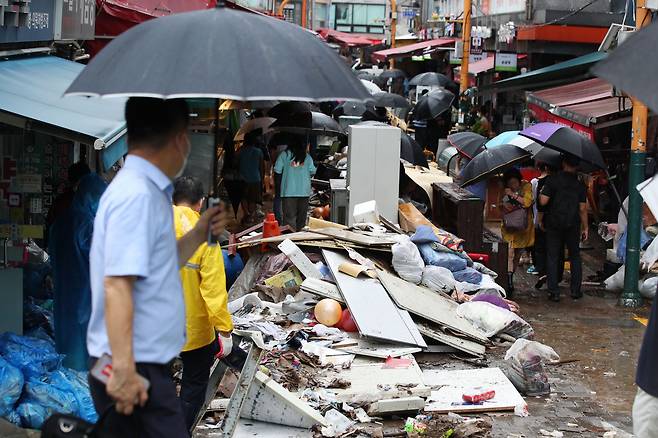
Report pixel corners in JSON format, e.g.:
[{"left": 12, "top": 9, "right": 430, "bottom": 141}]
[
  {"left": 633, "top": 292, "right": 658, "bottom": 437},
  {"left": 500, "top": 168, "right": 535, "bottom": 296},
  {"left": 528, "top": 162, "right": 553, "bottom": 282},
  {"left": 86, "top": 97, "right": 226, "bottom": 438},
  {"left": 172, "top": 176, "right": 234, "bottom": 430},
  {"left": 539, "top": 154, "right": 588, "bottom": 302},
  {"left": 238, "top": 129, "right": 265, "bottom": 224},
  {"left": 274, "top": 135, "right": 316, "bottom": 231}
]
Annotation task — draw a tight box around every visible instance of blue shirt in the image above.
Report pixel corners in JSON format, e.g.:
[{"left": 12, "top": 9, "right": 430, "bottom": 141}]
[
  {"left": 238, "top": 145, "right": 264, "bottom": 184},
  {"left": 87, "top": 155, "right": 185, "bottom": 364},
  {"left": 274, "top": 150, "right": 316, "bottom": 198}
]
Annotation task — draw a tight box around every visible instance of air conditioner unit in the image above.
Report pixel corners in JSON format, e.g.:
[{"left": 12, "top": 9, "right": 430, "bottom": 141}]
[{"left": 329, "top": 179, "right": 349, "bottom": 225}]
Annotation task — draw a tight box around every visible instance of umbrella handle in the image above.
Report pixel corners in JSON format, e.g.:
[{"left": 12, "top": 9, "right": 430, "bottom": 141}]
[{"left": 605, "top": 169, "right": 628, "bottom": 219}]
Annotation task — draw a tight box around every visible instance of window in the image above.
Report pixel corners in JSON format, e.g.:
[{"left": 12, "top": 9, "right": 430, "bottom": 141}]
[{"left": 332, "top": 3, "right": 385, "bottom": 34}]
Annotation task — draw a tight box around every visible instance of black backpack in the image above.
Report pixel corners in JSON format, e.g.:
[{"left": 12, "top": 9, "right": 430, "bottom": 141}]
[
  {"left": 41, "top": 407, "right": 116, "bottom": 438},
  {"left": 545, "top": 176, "right": 582, "bottom": 230}
]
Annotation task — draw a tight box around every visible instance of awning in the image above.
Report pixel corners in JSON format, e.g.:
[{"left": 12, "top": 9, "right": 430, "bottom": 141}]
[
  {"left": 527, "top": 77, "right": 631, "bottom": 131},
  {"left": 0, "top": 55, "right": 128, "bottom": 169},
  {"left": 371, "top": 38, "right": 455, "bottom": 62},
  {"left": 317, "top": 28, "right": 374, "bottom": 47},
  {"left": 485, "top": 51, "right": 607, "bottom": 92},
  {"left": 517, "top": 25, "right": 608, "bottom": 44},
  {"left": 454, "top": 55, "right": 495, "bottom": 76}
]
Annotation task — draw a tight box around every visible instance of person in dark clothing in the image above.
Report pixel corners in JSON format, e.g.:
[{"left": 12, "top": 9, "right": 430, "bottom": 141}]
[
  {"left": 633, "top": 293, "right": 658, "bottom": 436},
  {"left": 539, "top": 155, "right": 588, "bottom": 302},
  {"left": 45, "top": 161, "right": 91, "bottom": 246}
]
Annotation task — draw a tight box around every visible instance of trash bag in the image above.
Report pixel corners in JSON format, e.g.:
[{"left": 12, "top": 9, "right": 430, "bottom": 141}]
[
  {"left": 639, "top": 276, "right": 658, "bottom": 299},
  {"left": 472, "top": 261, "right": 498, "bottom": 279},
  {"left": 24, "top": 299, "right": 55, "bottom": 338},
  {"left": 452, "top": 267, "right": 483, "bottom": 284},
  {"left": 421, "top": 266, "right": 456, "bottom": 293},
  {"left": 0, "top": 356, "right": 23, "bottom": 416},
  {"left": 22, "top": 378, "right": 78, "bottom": 417},
  {"left": 472, "top": 289, "right": 510, "bottom": 311},
  {"left": 3, "top": 409, "right": 21, "bottom": 426},
  {"left": 16, "top": 402, "right": 50, "bottom": 429},
  {"left": 604, "top": 266, "right": 626, "bottom": 291},
  {"left": 456, "top": 301, "right": 534, "bottom": 339},
  {"left": 617, "top": 229, "right": 652, "bottom": 263},
  {"left": 417, "top": 243, "right": 467, "bottom": 272},
  {"left": 49, "top": 369, "right": 98, "bottom": 422},
  {"left": 504, "top": 339, "right": 560, "bottom": 396},
  {"left": 0, "top": 333, "right": 62, "bottom": 379},
  {"left": 391, "top": 236, "right": 425, "bottom": 284}
]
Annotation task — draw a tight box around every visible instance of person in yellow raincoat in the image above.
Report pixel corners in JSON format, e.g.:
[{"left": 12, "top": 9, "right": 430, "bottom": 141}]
[
  {"left": 172, "top": 176, "right": 233, "bottom": 430},
  {"left": 500, "top": 168, "right": 535, "bottom": 297}
]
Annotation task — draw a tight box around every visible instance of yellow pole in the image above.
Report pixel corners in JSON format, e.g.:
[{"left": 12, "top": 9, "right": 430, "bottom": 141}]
[
  {"left": 459, "top": 0, "right": 471, "bottom": 94},
  {"left": 302, "top": 0, "right": 307, "bottom": 28},
  {"left": 390, "top": 0, "right": 396, "bottom": 68}
]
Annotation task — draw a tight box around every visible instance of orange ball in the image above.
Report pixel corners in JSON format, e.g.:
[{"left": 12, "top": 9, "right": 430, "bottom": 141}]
[{"left": 314, "top": 299, "right": 343, "bottom": 327}]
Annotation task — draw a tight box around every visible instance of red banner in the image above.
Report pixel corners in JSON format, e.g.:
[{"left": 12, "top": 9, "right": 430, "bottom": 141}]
[{"left": 527, "top": 103, "right": 595, "bottom": 141}]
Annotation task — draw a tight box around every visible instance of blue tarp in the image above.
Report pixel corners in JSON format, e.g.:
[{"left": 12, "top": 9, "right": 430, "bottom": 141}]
[{"left": 0, "top": 55, "right": 127, "bottom": 168}]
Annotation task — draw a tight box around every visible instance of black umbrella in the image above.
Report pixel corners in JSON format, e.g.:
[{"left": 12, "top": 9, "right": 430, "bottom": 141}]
[
  {"left": 412, "top": 88, "right": 455, "bottom": 121},
  {"left": 355, "top": 71, "right": 380, "bottom": 82},
  {"left": 65, "top": 5, "right": 370, "bottom": 102},
  {"left": 268, "top": 101, "right": 313, "bottom": 119},
  {"left": 371, "top": 92, "right": 410, "bottom": 109},
  {"left": 357, "top": 121, "right": 429, "bottom": 168},
  {"left": 271, "top": 111, "right": 343, "bottom": 135},
  {"left": 532, "top": 147, "right": 562, "bottom": 169},
  {"left": 460, "top": 144, "right": 531, "bottom": 187},
  {"left": 409, "top": 72, "right": 452, "bottom": 88},
  {"left": 380, "top": 69, "right": 407, "bottom": 81},
  {"left": 448, "top": 132, "right": 488, "bottom": 159},
  {"left": 519, "top": 123, "right": 605, "bottom": 169},
  {"left": 591, "top": 22, "right": 658, "bottom": 113},
  {"left": 332, "top": 101, "right": 378, "bottom": 118}
]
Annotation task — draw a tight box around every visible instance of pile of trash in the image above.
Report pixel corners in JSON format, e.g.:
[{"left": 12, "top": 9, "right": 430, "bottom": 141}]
[{"left": 0, "top": 332, "right": 97, "bottom": 429}]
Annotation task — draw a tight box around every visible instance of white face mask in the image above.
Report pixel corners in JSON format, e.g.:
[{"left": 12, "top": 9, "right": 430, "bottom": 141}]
[{"left": 175, "top": 137, "right": 191, "bottom": 179}]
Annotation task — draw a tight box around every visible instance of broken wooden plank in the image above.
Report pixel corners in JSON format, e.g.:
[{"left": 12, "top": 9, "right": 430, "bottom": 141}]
[
  {"left": 314, "top": 228, "right": 397, "bottom": 246},
  {"left": 295, "top": 239, "right": 392, "bottom": 253},
  {"left": 236, "top": 231, "right": 331, "bottom": 248},
  {"left": 278, "top": 239, "right": 322, "bottom": 280},
  {"left": 422, "top": 368, "right": 526, "bottom": 414},
  {"left": 323, "top": 249, "right": 426, "bottom": 347},
  {"left": 367, "top": 397, "right": 426, "bottom": 415},
  {"left": 377, "top": 271, "right": 488, "bottom": 344},
  {"left": 414, "top": 319, "right": 486, "bottom": 358},
  {"left": 307, "top": 217, "right": 348, "bottom": 230},
  {"left": 300, "top": 278, "right": 345, "bottom": 303},
  {"left": 333, "top": 335, "right": 422, "bottom": 359}
]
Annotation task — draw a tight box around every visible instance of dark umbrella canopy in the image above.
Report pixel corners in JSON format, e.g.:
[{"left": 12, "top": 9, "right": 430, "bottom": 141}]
[
  {"left": 409, "top": 72, "right": 452, "bottom": 88},
  {"left": 268, "top": 101, "right": 313, "bottom": 119},
  {"left": 460, "top": 144, "right": 531, "bottom": 187},
  {"left": 271, "top": 111, "right": 343, "bottom": 135},
  {"left": 519, "top": 123, "right": 606, "bottom": 169},
  {"left": 532, "top": 147, "right": 562, "bottom": 169},
  {"left": 332, "top": 101, "right": 378, "bottom": 118},
  {"left": 357, "top": 121, "right": 429, "bottom": 168},
  {"left": 412, "top": 88, "right": 455, "bottom": 121},
  {"left": 371, "top": 92, "right": 410, "bottom": 109},
  {"left": 448, "top": 132, "right": 488, "bottom": 159},
  {"left": 65, "top": 6, "right": 370, "bottom": 102},
  {"left": 592, "top": 22, "right": 658, "bottom": 113},
  {"left": 380, "top": 69, "right": 407, "bottom": 80}
]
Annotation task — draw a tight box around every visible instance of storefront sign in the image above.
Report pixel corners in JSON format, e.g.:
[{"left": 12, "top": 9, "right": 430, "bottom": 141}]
[
  {"left": 470, "top": 36, "right": 483, "bottom": 55},
  {"left": 528, "top": 104, "right": 595, "bottom": 140},
  {"left": 0, "top": 0, "right": 54, "bottom": 43},
  {"left": 55, "top": 0, "right": 95, "bottom": 40},
  {"left": 480, "top": 0, "right": 526, "bottom": 15},
  {"left": 12, "top": 174, "right": 42, "bottom": 193},
  {"left": 495, "top": 52, "right": 517, "bottom": 72},
  {"left": 449, "top": 50, "right": 488, "bottom": 64}
]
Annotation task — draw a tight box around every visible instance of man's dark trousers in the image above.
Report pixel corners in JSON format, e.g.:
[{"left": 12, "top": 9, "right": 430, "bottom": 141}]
[
  {"left": 88, "top": 359, "right": 189, "bottom": 438},
  {"left": 180, "top": 341, "right": 217, "bottom": 430},
  {"left": 546, "top": 226, "right": 582, "bottom": 297}
]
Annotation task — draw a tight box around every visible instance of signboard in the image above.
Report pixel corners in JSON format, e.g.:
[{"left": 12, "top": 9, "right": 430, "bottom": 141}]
[
  {"left": 449, "top": 50, "right": 488, "bottom": 64},
  {"left": 55, "top": 0, "right": 95, "bottom": 40},
  {"left": 470, "top": 36, "right": 483, "bottom": 55},
  {"left": 12, "top": 174, "right": 42, "bottom": 194},
  {"left": 495, "top": 52, "right": 517, "bottom": 72},
  {"left": 480, "top": 0, "right": 525, "bottom": 15},
  {"left": 0, "top": 0, "right": 54, "bottom": 43}
]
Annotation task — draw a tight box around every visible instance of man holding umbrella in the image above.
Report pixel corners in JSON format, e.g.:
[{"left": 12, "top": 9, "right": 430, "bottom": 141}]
[{"left": 539, "top": 154, "right": 588, "bottom": 302}]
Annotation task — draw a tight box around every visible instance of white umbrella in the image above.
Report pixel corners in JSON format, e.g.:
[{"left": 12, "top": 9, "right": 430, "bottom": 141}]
[
  {"left": 360, "top": 79, "right": 381, "bottom": 94},
  {"left": 234, "top": 117, "right": 275, "bottom": 142}
]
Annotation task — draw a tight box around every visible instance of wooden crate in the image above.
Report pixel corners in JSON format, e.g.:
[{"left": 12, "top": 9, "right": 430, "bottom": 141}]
[{"left": 432, "top": 182, "right": 484, "bottom": 252}]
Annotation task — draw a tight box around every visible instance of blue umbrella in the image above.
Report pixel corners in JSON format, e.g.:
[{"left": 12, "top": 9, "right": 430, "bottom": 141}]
[{"left": 485, "top": 131, "right": 520, "bottom": 148}]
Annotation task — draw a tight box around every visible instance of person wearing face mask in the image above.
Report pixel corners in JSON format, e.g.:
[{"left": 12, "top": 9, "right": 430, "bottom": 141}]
[{"left": 86, "top": 97, "right": 226, "bottom": 437}]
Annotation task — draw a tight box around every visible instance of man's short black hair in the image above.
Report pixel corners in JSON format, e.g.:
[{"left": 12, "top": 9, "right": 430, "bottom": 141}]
[
  {"left": 173, "top": 176, "right": 205, "bottom": 206},
  {"left": 125, "top": 97, "right": 190, "bottom": 150},
  {"left": 68, "top": 161, "right": 91, "bottom": 185}
]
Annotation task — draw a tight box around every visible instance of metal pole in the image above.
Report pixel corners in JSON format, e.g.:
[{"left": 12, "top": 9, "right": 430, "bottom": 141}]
[
  {"left": 389, "top": 0, "right": 397, "bottom": 69},
  {"left": 459, "top": 0, "right": 471, "bottom": 94},
  {"left": 621, "top": 0, "right": 650, "bottom": 308},
  {"left": 302, "top": 0, "right": 307, "bottom": 27}
]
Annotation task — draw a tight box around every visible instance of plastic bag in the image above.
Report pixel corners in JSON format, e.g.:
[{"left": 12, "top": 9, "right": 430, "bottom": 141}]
[
  {"left": 49, "top": 368, "right": 98, "bottom": 422},
  {"left": 421, "top": 266, "right": 456, "bottom": 293},
  {"left": 0, "top": 355, "right": 23, "bottom": 416},
  {"left": 452, "top": 267, "right": 483, "bottom": 284},
  {"left": 504, "top": 339, "right": 560, "bottom": 396},
  {"left": 3, "top": 409, "right": 21, "bottom": 426},
  {"left": 391, "top": 236, "right": 424, "bottom": 284},
  {"left": 0, "top": 333, "right": 62, "bottom": 379},
  {"left": 16, "top": 402, "right": 50, "bottom": 429},
  {"left": 22, "top": 377, "right": 78, "bottom": 416},
  {"left": 604, "top": 266, "right": 626, "bottom": 291},
  {"left": 639, "top": 276, "right": 658, "bottom": 299},
  {"left": 417, "top": 243, "right": 467, "bottom": 272},
  {"left": 472, "top": 289, "right": 510, "bottom": 311},
  {"left": 617, "top": 230, "right": 652, "bottom": 263},
  {"left": 457, "top": 301, "right": 534, "bottom": 339},
  {"left": 472, "top": 262, "right": 498, "bottom": 279}
]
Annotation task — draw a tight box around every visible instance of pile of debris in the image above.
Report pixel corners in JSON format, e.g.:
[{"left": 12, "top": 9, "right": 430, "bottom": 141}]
[{"left": 198, "top": 205, "right": 561, "bottom": 437}]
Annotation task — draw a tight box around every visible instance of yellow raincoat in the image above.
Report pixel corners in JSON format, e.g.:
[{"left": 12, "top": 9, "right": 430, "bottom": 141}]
[{"left": 173, "top": 205, "right": 233, "bottom": 352}]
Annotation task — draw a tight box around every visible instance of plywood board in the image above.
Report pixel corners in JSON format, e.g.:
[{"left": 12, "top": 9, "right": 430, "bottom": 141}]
[
  {"left": 324, "top": 356, "right": 430, "bottom": 404},
  {"left": 404, "top": 165, "right": 453, "bottom": 208},
  {"left": 423, "top": 368, "right": 526, "bottom": 414},
  {"left": 415, "top": 319, "right": 486, "bottom": 358},
  {"left": 300, "top": 278, "right": 345, "bottom": 303},
  {"left": 378, "top": 271, "right": 488, "bottom": 344},
  {"left": 367, "top": 397, "right": 426, "bottom": 415},
  {"left": 323, "top": 249, "right": 426, "bottom": 347},
  {"left": 333, "top": 335, "right": 422, "bottom": 359},
  {"left": 237, "top": 231, "right": 330, "bottom": 248},
  {"left": 314, "top": 228, "right": 397, "bottom": 246},
  {"left": 278, "top": 239, "right": 322, "bottom": 280}
]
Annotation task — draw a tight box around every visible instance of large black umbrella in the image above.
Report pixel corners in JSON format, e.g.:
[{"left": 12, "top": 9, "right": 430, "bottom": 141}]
[
  {"left": 332, "top": 101, "right": 378, "bottom": 118},
  {"left": 519, "top": 123, "right": 605, "bottom": 169},
  {"left": 357, "top": 121, "right": 429, "bottom": 168},
  {"left": 460, "top": 144, "right": 531, "bottom": 187},
  {"left": 448, "top": 132, "right": 488, "bottom": 159},
  {"left": 412, "top": 88, "right": 455, "bottom": 121},
  {"left": 355, "top": 70, "right": 380, "bottom": 82},
  {"left": 371, "top": 92, "right": 410, "bottom": 109},
  {"left": 268, "top": 101, "right": 313, "bottom": 119},
  {"left": 380, "top": 69, "right": 407, "bottom": 81},
  {"left": 592, "top": 22, "right": 658, "bottom": 113},
  {"left": 532, "top": 147, "right": 562, "bottom": 169},
  {"left": 65, "top": 5, "right": 370, "bottom": 102},
  {"left": 409, "top": 72, "right": 452, "bottom": 88},
  {"left": 271, "top": 111, "right": 343, "bottom": 135}
]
